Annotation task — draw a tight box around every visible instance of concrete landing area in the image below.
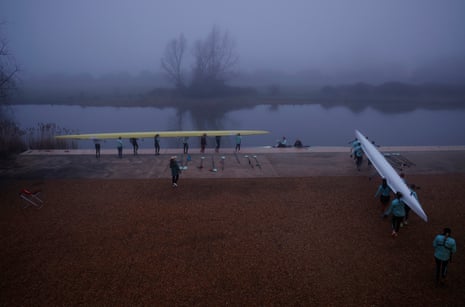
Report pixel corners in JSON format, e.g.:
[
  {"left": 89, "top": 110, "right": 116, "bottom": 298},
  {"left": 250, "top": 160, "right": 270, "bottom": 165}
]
[
  {"left": 18, "top": 145, "right": 465, "bottom": 156},
  {"left": 2, "top": 146, "right": 465, "bottom": 180}
]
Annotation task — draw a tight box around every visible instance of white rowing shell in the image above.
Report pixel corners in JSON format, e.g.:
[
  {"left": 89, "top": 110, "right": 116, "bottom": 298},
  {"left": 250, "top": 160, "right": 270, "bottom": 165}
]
[{"left": 355, "top": 129, "right": 428, "bottom": 222}]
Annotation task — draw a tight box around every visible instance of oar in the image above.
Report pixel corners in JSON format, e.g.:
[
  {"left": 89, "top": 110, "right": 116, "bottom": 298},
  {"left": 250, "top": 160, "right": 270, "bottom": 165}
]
[
  {"left": 368, "top": 170, "right": 379, "bottom": 181},
  {"left": 179, "top": 154, "right": 188, "bottom": 170},
  {"left": 234, "top": 152, "right": 241, "bottom": 164},
  {"left": 384, "top": 154, "right": 407, "bottom": 171},
  {"left": 210, "top": 155, "right": 218, "bottom": 172},
  {"left": 244, "top": 155, "right": 254, "bottom": 169},
  {"left": 185, "top": 154, "right": 192, "bottom": 169},
  {"left": 347, "top": 138, "right": 358, "bottom": 144},
  {"left": 220, "top": 156, "right": 225, "bottom": 171},
  {"left": 396, "top": 154, "right": 416, "bottom": 167},
  {"left": 253, "top": 155, "right": 261, "bottom": 169},
  {"left": 198, "top": 156, "right": 205, "bottom": 169}
]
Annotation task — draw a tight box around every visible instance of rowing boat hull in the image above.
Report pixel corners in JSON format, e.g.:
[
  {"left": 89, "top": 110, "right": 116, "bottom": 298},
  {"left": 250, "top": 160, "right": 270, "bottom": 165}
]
[
  {"left": 56, "top": 130, "right": 269, "bottom": 140},
  {"left": 355, "top": 130, "right": 428, "bottom": 222}
]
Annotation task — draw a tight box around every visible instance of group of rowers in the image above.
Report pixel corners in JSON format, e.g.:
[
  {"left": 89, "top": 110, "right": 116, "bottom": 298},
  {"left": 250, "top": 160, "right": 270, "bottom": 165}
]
[
  {"left": 350, "top": 138, "right": 456, "bottom": 286},
  {"left": 106, "top": 134, "right": 244, "bottom": 158},
  {"left": 375, "top": 176, "right": 416, "bottom": 237},
  {"left": 350, "top": 138, "right": 415, "bottom": 236}
]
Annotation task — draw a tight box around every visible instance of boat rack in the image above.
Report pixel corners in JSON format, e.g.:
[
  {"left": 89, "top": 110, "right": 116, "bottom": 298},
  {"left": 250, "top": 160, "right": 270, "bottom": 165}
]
[{"left": 383, "top": 153, "right": 415, "bottom": 171}]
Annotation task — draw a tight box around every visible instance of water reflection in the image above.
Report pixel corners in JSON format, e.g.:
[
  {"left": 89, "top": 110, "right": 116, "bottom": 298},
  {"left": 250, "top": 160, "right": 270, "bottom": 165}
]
[
  {"left": 175, "top": 100, "right": 260, "bottom": 131},
  {"left": 9, "top": 102, "right": 465, "bottom": 148}
]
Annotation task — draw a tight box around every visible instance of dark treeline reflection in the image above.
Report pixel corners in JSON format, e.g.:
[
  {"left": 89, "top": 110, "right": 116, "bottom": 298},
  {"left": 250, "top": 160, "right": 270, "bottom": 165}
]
[
  {"left": 174, "top": 101, "right": 259, "bottom": 131},
  {"left": 316, "top": 82, "right": 465, "bottom": 113},
  {"left": 10, "top": 72, "right": 465, "bottom": 117},
  {"left": 167, "top": 82, "right": 465, "bottom": 126}
]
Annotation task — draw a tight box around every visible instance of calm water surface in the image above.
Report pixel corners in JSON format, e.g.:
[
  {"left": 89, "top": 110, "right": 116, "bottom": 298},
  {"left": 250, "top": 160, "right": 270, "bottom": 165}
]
[{"left": 9, "top": 104, "right": 465, "bottom": 148}]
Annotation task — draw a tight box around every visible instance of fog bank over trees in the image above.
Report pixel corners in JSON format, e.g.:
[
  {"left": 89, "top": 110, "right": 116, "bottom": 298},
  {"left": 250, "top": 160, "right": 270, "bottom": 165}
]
[
  {"left": 10, "top": 64, "right": 465, "bottom": 111},
  {"left": 10, "top": 40, "right": 465, "bottom": 106},
  {"left": 2, "top": 1, "right": 464, "bottom": 81}
]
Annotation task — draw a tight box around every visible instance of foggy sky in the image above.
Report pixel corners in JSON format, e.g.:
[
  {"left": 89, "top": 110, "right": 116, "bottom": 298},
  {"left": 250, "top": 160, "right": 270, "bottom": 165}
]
[{"left": 1, "top": 0, "right": 465, "bottom": 78}]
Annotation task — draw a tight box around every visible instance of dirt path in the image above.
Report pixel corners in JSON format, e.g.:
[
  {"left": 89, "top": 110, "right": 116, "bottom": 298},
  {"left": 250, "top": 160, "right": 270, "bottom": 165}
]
[{"left": 1, "top": 174, "right": 464, "bottom": 306}]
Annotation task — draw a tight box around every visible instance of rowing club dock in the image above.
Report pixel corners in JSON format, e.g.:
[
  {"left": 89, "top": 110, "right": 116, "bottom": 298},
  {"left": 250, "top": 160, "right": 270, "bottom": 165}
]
[{"left": 1, "top": 146, "right": 465, "bottom": 180}]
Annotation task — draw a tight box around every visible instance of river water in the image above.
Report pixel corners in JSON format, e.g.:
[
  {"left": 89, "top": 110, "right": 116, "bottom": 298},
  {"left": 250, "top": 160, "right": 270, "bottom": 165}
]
[{"left": 8, "top": 104, "right": 465, "bottom": 149}]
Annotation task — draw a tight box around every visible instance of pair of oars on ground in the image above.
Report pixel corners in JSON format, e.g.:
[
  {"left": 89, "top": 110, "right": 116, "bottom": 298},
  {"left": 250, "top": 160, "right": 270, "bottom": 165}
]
[{"left": 195, "top": 154, "right": 261, "bottom": 172}]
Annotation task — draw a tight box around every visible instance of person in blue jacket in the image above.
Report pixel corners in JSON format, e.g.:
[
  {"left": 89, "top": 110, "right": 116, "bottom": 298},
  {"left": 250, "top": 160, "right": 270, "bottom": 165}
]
[
  {"left": 433, "top": 227, "right": 457, "bottom": 286},
  {"left": 350, "top": 140, "right": 361, "bottom": 157},
  {"left": 383, "top": 192, "right": 405, "bottom": 238},
  {"left": 116, "top": 137, "right": 123, "bottom": 158},
  {"left": 375, "top": 178, "right": 391, "bottom": 213},
  {"left": 235, "top": 133, "right": 242, "bottom": 152}
]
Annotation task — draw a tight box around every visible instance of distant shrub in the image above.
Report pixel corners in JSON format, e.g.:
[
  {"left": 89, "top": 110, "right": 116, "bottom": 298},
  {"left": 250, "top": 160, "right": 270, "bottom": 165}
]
[
  {"left": 24, "top": 122, "right": 77, "bottom": 150},
  {"left": 0, "top": 118, "right": 26, "bottom": 157},
  {"left": 0, "top": 120, "right": 78, "bottom": 157}
]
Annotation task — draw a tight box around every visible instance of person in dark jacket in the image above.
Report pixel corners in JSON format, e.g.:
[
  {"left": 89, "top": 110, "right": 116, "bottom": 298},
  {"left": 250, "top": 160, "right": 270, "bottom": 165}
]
[
  {"left": 215, "top": 135, "right": 221, "bottom": 153},
  {"left": 130, "top": 138, "right": 139, "bottom": 155},
  {"left": 154, "top": 134, "right": 160, "bottom": 155},
  {"left": 169, "top": 156, "right": 181, "bottom": 187},
  {"left": 200, "top": 133, "right": 207, "bottom": 153},
  {"left": 404, "top": 184, "right": 418, "bottom": 225},
  {"left": 94, "top": 139, "right": 101, "bottom": 159},
  {"left": 182, "top": 136, "right": 189, "bottom": 154}
]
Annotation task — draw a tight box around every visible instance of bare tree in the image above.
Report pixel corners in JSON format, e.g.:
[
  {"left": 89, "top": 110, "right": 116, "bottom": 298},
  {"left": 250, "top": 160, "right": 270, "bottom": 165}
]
[
  {"left": 0, "top": 23, "right": 23, "bottom": 156},
  {"left": 160, "top": 33, "right": 186, "bottom": 89},
  {"left": 0, "top": 27, "right": 19, "bottom": 104},
  {"left": 191, "top": 25, "right": 238, "bottom": 90}
]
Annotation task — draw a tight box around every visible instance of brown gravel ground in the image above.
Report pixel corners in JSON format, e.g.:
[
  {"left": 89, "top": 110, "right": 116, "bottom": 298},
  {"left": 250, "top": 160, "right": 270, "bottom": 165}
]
[{"left": 1, "top": 174, "right": 464, "bottom": 306}]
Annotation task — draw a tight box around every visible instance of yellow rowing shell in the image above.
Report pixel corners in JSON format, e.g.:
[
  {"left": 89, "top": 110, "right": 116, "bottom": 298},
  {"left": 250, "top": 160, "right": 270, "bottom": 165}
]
[{"left": 55, "top": 130, "right": 269, "bottom": 140}]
